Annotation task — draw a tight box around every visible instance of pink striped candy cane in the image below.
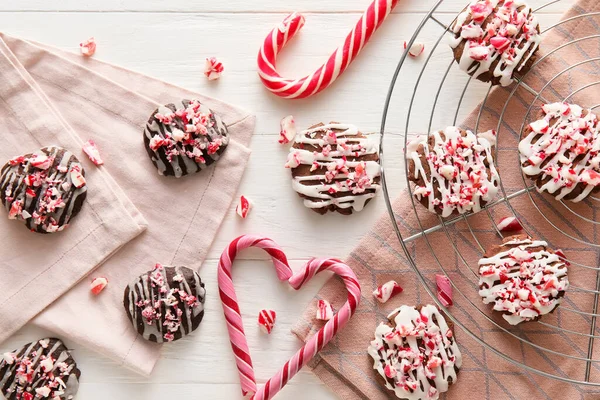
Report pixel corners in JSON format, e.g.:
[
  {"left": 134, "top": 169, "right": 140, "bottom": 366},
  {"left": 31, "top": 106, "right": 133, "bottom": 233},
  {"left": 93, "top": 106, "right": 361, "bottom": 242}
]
[
  {"left": 257, "top": 0, "right": 400, "bottom": 99},
  {"left": 252, "top": 258, "right": 361, "bottom": 400},
  {"left": 218, "top": 236, "right": 361, "bottom": 400},
  {"left": 218, "top": 235, "right": 293, "bottom": 397}
]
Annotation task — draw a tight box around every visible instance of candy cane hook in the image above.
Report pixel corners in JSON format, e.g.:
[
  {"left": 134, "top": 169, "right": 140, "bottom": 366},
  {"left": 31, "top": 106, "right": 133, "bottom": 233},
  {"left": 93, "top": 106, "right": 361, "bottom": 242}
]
[{"left": 257, "top": 0, "right": 400, "bottom": 99}]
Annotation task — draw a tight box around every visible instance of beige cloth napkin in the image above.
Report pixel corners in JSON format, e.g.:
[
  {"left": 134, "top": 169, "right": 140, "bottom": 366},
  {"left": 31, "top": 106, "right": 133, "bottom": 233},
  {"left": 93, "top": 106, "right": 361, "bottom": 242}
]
[
  {"left": 294, "top": 0, "right": 600, "bottom": 398},
  {"left": 0, "top": 33, "right": 255, "bottom": 375}
]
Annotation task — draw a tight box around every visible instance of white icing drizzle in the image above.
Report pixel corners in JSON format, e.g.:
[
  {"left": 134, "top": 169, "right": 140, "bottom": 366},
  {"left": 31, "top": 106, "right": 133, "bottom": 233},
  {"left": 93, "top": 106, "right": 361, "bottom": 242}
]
[
  {"left": 519, "top": 102, "right": 600, "bottom": 202},
  {"left": 408, "top": 127, "right": 499, "bottom": 217},
  {"left": 368, "top": 305, "right": 462, "bottom": 400},
  {"left": 285, "top": 123, "right": 381, "bottom": 213},
  {"left": 478, "top": 235, "right": 569, "bottom": 325},
  {"left": 449, "top": 0, "right": 542, "bottom": 86}
]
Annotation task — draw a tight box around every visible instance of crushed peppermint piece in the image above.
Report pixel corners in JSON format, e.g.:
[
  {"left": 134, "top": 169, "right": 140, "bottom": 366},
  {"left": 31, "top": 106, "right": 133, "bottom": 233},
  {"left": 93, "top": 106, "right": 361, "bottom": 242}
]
[
  {"left": 403, "top": 41, "right": 425, "bottom": 57},
  {"left": 497, "top": 216, "right": 523, "bottom": 232},
  {"left": 70, "top": 165, "right": 86, "bottom": 188},
  {"left": 80, "top": 37, "right": 97, "bottom": 57},
  {"left": 82, "top": 139, "right": 104, "bottom": 166},
  {"left": 90, "top": 277, "right": 109, "bottom": 295},
  {"left": 235, "top": 195, "right": 252, "bottom": 219},
  {"left": 204, "top": 57, "right": 224, "bottom": 80},
  {"left": 258, "top": 309, "right": 277, "bottom": 334},
  {"left": 39, "top": 339, "right": 50, "bottom": 349},
  {"left": 373, "top": 280, "right": 403, "bottom": 303},
  {"left": 435, "top": 274, "right": 453, "bottom": 307},
  {"left": 279, "top": 115, "right": 297, "bottom": 144},
  {"left": 315, "top": 299, "right": 334, "bottom": 321}
]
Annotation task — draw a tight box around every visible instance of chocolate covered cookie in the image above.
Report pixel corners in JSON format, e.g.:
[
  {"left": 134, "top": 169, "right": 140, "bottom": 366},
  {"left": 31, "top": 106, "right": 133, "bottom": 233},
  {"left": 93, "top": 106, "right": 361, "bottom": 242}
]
[
  {"left": 124, "top": 264, "right": 206, "bottom": 343},
  {"left": 0, "top": 146, "right": 87, "bottom": 233},
  {"left": 479, "top": 234, "right": 569, "bottom": 325},
  {"left": 285, "top": 122, "right": 381, "bottom": 215},
  {"left": 450, "top": 0, "right": 541, "bottom": 86},
  {"left": 519, "top": 102, "right": 600, "bottom": 202},
  {"left": 368, "top": 304, "right": 462, "bottom": 400},
  {"left": 407, "top": 127, "right": 499, "bottom": 217},
  {"left": 143, "top": 99, "right": 229, "bottom": 177},
  {"left": 0, "top": 338, "right": 81, "bottom": 400}
]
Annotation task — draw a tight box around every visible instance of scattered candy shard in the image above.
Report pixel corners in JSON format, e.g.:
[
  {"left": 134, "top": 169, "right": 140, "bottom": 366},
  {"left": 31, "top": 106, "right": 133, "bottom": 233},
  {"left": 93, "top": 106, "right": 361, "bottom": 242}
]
[
  {"left": 404, "top": 41, "right": 425, "bottom": 57},
  {"left": 435, "top": 274, "right": 453, "bottom": 307},
  {"left": 236, "top": 195, "right": 252, "bottom": 219},
  {"left": 373, "top": 280, "right": 403, "bottom": 303},
  {"left": 258, "top": 309, "right": 277, "bottom": 334},
  {"left": 315, "top": 299, "right": 334, "bottom": 321},
  {"left": 91, "top": 277, "right": 108, "bottom": 295},
  {"left": 80, "top": 37, "right": 96, "bottom": 57},
  {"left": 279, "top": 115, "right": 297, "bottom": 144},
  {"left": 497, "top": 216, "right": 523, "bottom": 232},
  {"left": 204, "top": 57, "right": 224, "bottom": 80},
  {"left": 82, "top": 139, "right": 104, "bottom": 166},
  {"left": 554, "top": 249, "right": 570, "bottom": 266}
]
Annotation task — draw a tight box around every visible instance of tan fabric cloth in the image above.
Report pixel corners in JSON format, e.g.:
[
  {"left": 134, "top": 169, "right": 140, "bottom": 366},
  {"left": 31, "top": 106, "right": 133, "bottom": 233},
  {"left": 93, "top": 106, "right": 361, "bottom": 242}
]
[
  {"left": 294, "top": 1, "right": 600, "bottom": 398},
  {"left": 0, "top": 34, "right": 255, "bottom": 376}
]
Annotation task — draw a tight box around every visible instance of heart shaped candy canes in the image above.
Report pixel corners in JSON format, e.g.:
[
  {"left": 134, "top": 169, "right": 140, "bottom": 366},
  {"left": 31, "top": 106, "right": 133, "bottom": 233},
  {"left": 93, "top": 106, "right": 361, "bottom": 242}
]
[{"left": 218, "top": 235, "right": 361, "bottom": 400}]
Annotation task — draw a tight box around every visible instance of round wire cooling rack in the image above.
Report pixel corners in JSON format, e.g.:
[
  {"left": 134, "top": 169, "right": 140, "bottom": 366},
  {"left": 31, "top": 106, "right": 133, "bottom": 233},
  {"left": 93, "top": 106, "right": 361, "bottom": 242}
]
[{"left": 379, "top": 0, "right": 600, "bottom": 386}]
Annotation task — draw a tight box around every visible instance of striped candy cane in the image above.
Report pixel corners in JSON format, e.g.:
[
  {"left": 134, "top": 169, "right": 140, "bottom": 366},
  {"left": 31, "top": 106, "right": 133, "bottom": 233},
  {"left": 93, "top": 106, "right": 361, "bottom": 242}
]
[
  {"left": 218, "top": 235, "right": 293, "bottom": 397},
  {"left": 257, "top": 0, "right": 400, "bottom": 99},
  {"left": 217, "top": 236, "right": 361, "bottom": 400}
]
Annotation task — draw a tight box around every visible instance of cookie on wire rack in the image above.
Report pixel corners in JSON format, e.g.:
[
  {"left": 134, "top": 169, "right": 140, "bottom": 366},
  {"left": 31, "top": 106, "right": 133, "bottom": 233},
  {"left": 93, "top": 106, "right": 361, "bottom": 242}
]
[
  {"left": 368, "top": 304, "right": 462, "bottom": 400},
  {"left": 519, "top": 102, "right": 600, "bottom": 202},
  {"left": 478, "top": 234, "right": 569, "bottom": 325},
  {"left": 449, "top": 0, "right": 542, "bottom": 86},
  {"left": 285, "top": 122, "right": 381, "bottom": 215},
  {"left": 407, "top": 126, "right": 500, "bottom": 218}
]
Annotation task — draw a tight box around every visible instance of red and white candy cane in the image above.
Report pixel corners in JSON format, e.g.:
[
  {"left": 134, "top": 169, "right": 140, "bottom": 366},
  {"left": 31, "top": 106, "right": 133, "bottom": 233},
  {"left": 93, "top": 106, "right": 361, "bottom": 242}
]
[
  {"left": 257, "top": 0, "right": 400, "bottom": 99},
  {"left": 218, "top": 235, "right": 361, "bottom": 400}
]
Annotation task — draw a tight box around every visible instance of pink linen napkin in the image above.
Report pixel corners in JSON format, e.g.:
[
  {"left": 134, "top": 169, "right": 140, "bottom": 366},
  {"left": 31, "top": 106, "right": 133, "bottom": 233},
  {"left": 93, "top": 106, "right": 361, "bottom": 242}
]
[
  {"left": 293, "top": 0, "right": 600, "bottom": 398},
  {"left": 0, "top": 33, "right": 255, "bottom": 375}
]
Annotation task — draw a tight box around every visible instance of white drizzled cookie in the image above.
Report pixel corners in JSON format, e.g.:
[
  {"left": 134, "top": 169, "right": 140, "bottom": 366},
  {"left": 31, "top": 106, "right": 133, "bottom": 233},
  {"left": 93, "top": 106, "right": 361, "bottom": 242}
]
[
  {"left": 519, "top": 102, "right": 600, "bottom": 202},
  {"left": 123, "top": 264, "right": 206, "bottom": 343},
  {"left": 285, "top": 122, "right": 381, "bottom": 215},
  {"left": 368, "top": 305, "right": 462, "bottom": 400},
  {"left": 478, "top": 234, "right": 569, "bottom": 325},
  {"left": 407, "top": 127, "right": 499, "bottom": 217},
  {"left": 143, "top": 99, "right": 229, "bottom": 177},
  {"left": 0, "top": 146, "right": 87, "bottom": 233},
  {"left": 0, "top": 338, "right": 81, "bottom": 400},
  {"left": 449, "top": 0, "right": 541, "bottom": 86}
]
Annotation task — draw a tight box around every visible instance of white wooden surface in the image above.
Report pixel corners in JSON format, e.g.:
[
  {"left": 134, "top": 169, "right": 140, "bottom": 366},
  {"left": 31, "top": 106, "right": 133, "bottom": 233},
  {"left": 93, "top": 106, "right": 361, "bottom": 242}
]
[{"left": 0, "top": 1, "right": 572, "bottom": 399}]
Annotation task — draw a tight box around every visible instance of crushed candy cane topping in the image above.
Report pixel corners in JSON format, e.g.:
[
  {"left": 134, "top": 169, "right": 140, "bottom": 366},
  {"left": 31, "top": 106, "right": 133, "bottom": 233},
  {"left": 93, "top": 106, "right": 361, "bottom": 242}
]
[
  {"left": 497, "top": 216, "right": 523, "bottom": 232},
  {"left": 1, "top": 147, "right": 87, "bottom": 233},
  {"left": 80, "top": 37, "right": 96, "bottom": 57},
  {"left": 435, "top": 274, "right": 453, "bottom": 307},
  {"left": 204, "top": 57, "right": 224, "bottom": 80},
  {"left": 450, "top": 0, "right": 541, "bottom": 86},
  {"left": 368, "top": 305, "right": 462, "bottom": 400},
  {"left": 519, "top": 102, "right": 600, "bottom": 202},
  {"left": 258, "top": 309, "right": 277, "bottom": 334},
  {"left": 373, "top": 280, "right": 403, "bottom": 303},
  {"left": 285, "top": 123, "right": 381, "bottom": 213},
  {"left": 408, "top": 127, "right": 499, "bottom": 217},
  {"left": 478, "top": 235, "right": 569, "bottom": 325},
  {"left": 235, "top": 195, "right": 252, "bottom": 219}
]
